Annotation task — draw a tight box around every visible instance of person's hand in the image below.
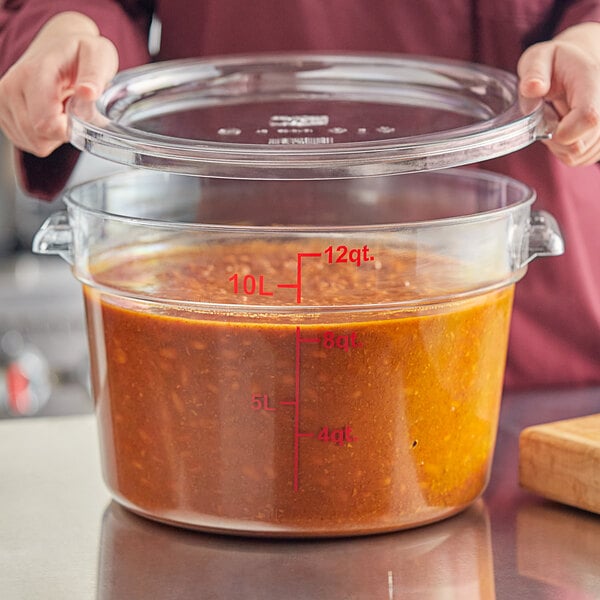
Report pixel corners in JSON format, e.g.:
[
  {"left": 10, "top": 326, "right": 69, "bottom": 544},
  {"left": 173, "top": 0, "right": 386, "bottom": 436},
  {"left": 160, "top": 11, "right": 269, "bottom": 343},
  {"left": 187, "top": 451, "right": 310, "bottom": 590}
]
[
  {"left": 0, "top": 11, "right": 118, "bottom": 157},
  {"left": 518, "top": 22, "right": 600, "bottom": 166}
]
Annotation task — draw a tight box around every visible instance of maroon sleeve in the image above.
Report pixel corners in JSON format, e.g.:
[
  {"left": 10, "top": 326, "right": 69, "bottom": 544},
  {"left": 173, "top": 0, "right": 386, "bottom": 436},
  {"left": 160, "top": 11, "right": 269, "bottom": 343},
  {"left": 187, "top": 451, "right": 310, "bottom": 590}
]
[
  {"left": 557, "top": 0, "right": 600, "bottom": 31},
  {"left": 0, "top": 0, "right": 153, "bottom": 200}
]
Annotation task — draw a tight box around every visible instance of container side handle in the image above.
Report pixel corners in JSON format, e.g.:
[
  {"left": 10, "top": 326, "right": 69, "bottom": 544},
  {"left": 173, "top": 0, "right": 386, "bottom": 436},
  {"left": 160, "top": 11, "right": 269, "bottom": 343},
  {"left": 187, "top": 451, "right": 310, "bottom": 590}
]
[
  {"left": 526, "top": 210, "right": 565, "bottom": 264},
  {"left": 32, "top": 211, "right": 74, "bottom": 265}
]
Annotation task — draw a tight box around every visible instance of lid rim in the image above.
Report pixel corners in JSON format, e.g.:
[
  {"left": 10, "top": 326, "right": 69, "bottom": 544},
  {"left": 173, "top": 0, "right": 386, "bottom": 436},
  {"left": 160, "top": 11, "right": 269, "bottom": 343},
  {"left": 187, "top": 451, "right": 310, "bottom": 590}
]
[{"left": 68, "top": 53, "right": 544, "bottom": 178}]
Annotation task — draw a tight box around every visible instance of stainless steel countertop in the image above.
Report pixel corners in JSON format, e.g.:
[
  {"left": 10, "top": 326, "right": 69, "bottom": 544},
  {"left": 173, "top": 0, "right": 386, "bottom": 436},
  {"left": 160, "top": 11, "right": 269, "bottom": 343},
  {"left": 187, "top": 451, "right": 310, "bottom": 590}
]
[{"left": 1, "top": 387, "right": 599, "bottom": 599}]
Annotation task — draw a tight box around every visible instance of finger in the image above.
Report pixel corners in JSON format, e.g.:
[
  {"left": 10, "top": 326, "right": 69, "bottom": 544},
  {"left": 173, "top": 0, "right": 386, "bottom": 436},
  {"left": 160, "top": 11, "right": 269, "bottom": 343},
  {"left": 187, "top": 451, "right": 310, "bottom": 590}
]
[
  {"left": 554, "top": 106, "right": 600, "bottom": 147},
  {"left": 0, "top": 102, "right": 62, "bottom": 156},
  {"left": 18, "top": 37, "right": 116, "bottom": 154},
  {"left": 22, "top": 65, "right": 72, "bottom": 143},
  {"left": 0, "top": 76, "right": 38, "bottom": 151},
  {"left": 73, "top": 36, "right": 118, "bottom": 99},
  {"left": 549, "top": 46, "right": 600, "bottom": 144},
  {"left": 6, "top": 90, "right": 43, "bottom": 153},
  {"left": 518, "top": 42, "right": 555, "bottom": 98},
  {"left": 12, "top": 81, "right": 67, "bottom": 156},
  {"left": 577, "top": 137, "right": 600, "bottom": 166},
  {"left": 549, "top": 97, "right": 570, "bottom": 119},
  {"left": 544, "top": 132, "right": 600, "bottom": 166},
  {"left": 552, "top": 97, "right": 600, "bottom": 146},
  {"left": 1, "top": 51, "right": 72, "bottom": 152}
]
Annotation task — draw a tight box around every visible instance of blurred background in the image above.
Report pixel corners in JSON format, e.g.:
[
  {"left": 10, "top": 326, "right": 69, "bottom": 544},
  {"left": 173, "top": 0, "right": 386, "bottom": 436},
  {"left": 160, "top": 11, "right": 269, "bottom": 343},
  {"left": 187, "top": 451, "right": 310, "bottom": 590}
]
[{"left": 0, "top": 133, "right": 118, "bottom": 419}]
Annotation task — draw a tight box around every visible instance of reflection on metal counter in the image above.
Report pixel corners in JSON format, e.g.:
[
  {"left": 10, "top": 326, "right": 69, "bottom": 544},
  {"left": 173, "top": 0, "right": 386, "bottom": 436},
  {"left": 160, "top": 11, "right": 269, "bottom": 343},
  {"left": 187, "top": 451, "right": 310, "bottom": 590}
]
[
  {"left": 98, "top": 500, "right": 495, "bottom": 599},
  {"left": 517, "top": 503, "right": 600, "bottom": 597}
]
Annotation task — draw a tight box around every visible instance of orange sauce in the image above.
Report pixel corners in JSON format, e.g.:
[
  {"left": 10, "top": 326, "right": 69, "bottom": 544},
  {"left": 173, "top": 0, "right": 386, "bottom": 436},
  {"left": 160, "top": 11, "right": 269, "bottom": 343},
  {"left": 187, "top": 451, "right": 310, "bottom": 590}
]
[{"left": 84, "top": 239, "right": 513, "bottom": 536}]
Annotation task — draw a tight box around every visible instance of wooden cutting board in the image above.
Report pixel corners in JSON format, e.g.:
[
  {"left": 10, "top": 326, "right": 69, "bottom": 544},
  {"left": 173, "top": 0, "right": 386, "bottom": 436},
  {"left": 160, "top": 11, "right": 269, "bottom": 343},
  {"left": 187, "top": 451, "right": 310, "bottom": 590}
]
[{"left": 519, "top": 413, "right": 600, "bottom": 515}]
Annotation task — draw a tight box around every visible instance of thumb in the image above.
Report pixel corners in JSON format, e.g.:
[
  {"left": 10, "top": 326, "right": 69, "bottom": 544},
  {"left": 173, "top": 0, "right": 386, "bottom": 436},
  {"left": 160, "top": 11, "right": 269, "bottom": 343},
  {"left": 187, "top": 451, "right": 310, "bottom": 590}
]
[
  {"left": 73, "top": 35, "right": 119, "bottom": 100},
  {"left": 517, "top": 41, "right": 555, "bottom": 98}
]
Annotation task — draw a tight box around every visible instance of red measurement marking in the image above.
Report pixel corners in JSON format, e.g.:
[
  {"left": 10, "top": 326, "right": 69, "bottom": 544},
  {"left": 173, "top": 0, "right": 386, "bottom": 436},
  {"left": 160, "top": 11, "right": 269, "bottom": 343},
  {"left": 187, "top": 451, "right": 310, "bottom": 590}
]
[
  {"left": 290, "top": 326, "right": 325, "bottom": 491},
  {"left": 324, "top": 244, "right": 374, "bottom": 267},
  {"left": 317, "top": 425, "right": 357, "bottom": 445},
  {"left": 293, "top": 326, "right": 302, "bottom": 491},
  {"left": 276, "top": 252, "right": 322, "bottom": 304},
  {"left": 250, "top": 393, "right": 276, "bottom": 411},
  {"left": 228, "top": 273, "right": 274, "bottom": 296},
  {"left": 297, "top": 335, "right": 320, "bottom": 345}
]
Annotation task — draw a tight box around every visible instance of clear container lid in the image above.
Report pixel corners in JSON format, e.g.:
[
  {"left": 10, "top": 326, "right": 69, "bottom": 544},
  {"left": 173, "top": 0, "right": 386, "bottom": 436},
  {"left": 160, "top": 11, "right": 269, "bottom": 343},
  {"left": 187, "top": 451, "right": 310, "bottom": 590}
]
[{"left": 68, "top": 53, "right": 550, "bottom": 179}]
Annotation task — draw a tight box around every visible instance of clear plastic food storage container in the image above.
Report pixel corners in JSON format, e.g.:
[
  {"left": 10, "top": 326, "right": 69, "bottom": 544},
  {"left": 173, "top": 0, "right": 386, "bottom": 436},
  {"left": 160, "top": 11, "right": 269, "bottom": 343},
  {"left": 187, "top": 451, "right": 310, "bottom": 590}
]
[{"left": 34, "top": 54, "right": 563, "bottom": 536}]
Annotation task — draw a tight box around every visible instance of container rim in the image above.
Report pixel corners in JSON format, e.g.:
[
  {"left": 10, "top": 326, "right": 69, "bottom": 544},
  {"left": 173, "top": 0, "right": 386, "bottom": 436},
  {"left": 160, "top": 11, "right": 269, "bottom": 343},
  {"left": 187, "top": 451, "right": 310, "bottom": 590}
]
[{"left": 62, "top": 167, "right": 536, "bottom": 232}]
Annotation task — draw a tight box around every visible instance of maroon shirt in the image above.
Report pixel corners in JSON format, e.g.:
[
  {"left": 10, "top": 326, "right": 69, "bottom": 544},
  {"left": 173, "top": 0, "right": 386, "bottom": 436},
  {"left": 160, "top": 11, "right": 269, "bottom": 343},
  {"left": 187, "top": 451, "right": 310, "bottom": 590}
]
[{"left": 1, "top": 0, "right": 600, "bottom": 389}]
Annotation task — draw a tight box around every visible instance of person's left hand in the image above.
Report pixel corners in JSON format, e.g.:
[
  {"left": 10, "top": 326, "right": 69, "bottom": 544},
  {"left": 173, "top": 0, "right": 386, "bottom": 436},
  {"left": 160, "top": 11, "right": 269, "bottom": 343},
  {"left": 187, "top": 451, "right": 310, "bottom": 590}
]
[{"left": 518, "top": 22, "right": 600, "bottom": 166}]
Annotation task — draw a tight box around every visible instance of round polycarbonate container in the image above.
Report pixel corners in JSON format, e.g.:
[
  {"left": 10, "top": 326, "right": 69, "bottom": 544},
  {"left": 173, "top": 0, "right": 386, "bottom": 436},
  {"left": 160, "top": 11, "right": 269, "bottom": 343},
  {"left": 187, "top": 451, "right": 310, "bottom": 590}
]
[
  {"left": 33, "top": 167, "right": 563, "bottom": 536},
  {"left": 34, "top": 53, "right": 565, "bottom": 537}
]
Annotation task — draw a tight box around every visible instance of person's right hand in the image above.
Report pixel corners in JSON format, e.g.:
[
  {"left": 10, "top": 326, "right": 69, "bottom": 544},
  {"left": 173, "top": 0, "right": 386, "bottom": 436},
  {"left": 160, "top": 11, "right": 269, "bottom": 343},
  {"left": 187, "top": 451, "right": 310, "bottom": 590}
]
[
  {"left": 0, "top": 11, "right": 118, "bottom": 157},
  {"left": 518, "top": 22, "right": 600, "bottom": 167}
]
